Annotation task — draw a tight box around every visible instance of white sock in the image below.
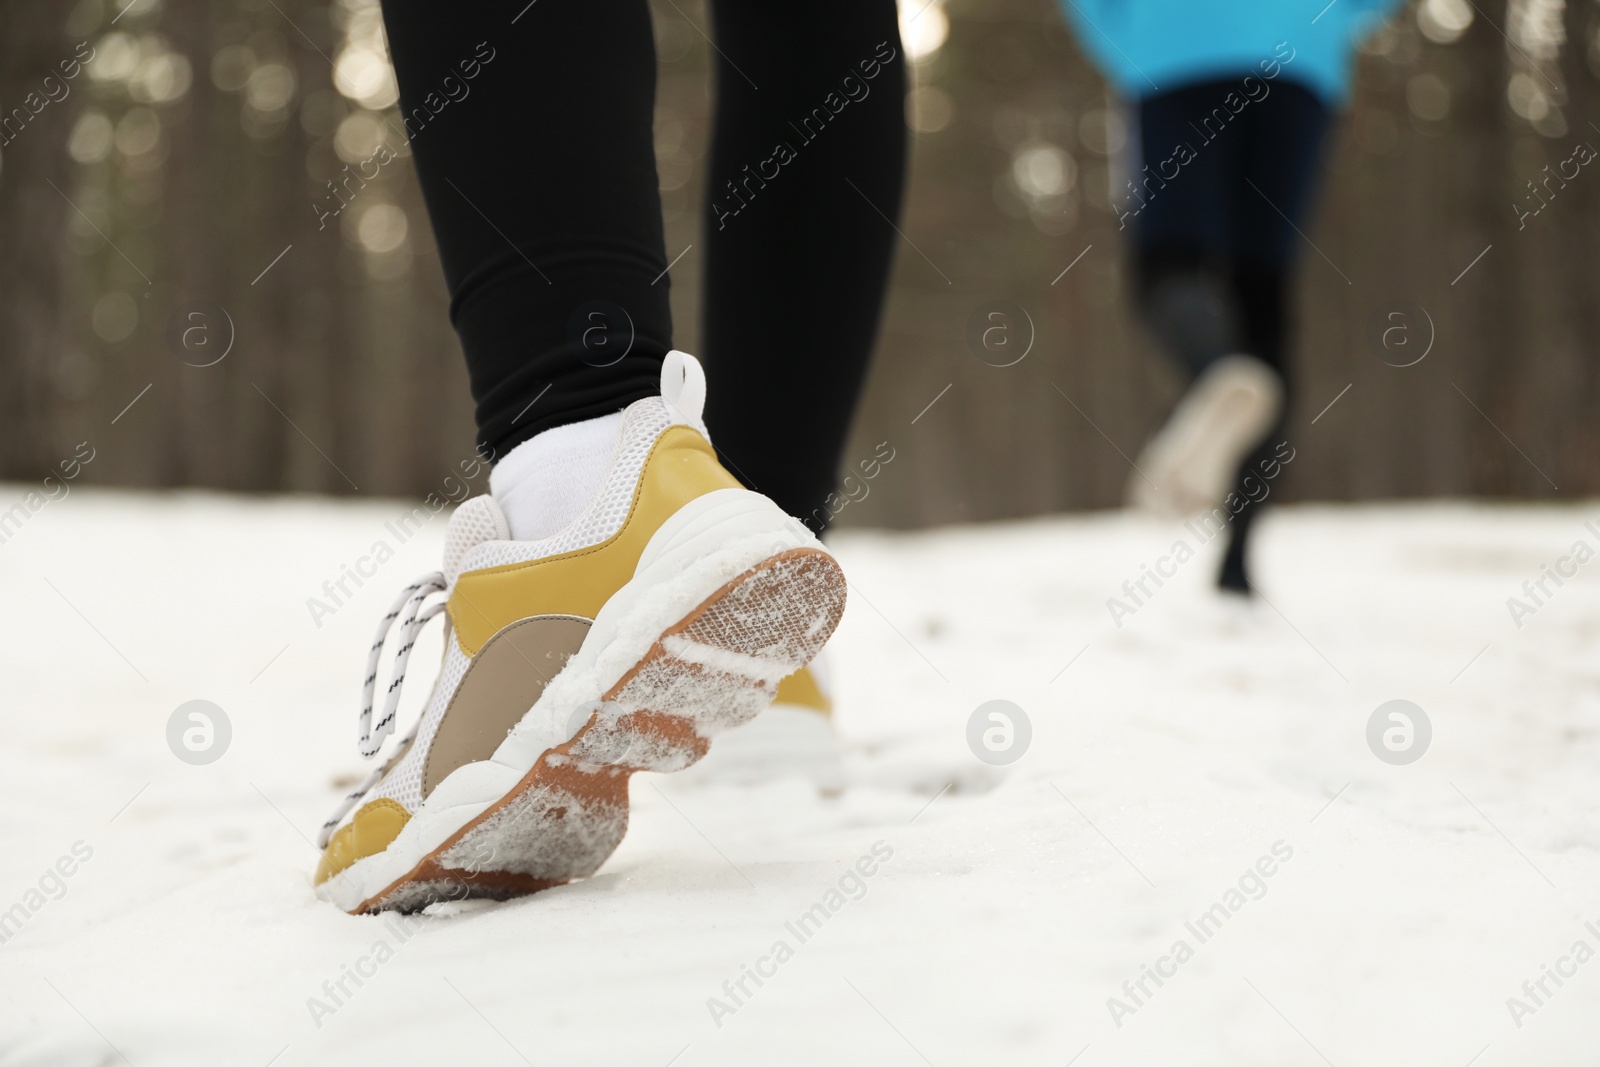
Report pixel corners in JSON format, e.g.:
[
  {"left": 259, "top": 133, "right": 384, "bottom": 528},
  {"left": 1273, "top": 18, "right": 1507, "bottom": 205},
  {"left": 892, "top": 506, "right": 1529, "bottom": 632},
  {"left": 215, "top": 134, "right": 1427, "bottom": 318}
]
[{"left": 490, "top": 412, "right": 622, "bottom": 541}]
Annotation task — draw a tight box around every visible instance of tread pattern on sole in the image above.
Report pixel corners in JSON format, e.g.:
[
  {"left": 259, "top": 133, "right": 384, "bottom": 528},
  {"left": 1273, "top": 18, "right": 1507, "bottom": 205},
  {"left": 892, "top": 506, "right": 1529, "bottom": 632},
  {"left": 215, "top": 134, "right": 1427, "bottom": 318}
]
[{"left": 355, "top": 548, "right": 845, "bottom": 914}]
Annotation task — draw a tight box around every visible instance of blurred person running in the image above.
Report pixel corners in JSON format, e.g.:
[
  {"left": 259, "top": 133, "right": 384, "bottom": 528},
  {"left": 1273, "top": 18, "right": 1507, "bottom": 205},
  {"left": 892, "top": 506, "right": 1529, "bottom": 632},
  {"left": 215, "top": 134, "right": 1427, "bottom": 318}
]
[
  {"left": 1061, "top": 0, "right": 1401, "bottom": 591},
  {"left": 312, "top": 0, "right": 905, "bottom": 912}
]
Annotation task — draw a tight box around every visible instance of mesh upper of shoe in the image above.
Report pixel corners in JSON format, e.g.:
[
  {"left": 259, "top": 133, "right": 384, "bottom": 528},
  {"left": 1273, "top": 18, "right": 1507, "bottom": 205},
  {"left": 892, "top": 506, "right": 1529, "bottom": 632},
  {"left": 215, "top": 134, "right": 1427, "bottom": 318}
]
[
  {"left": 367, "top": 636, "right": 470, "bottom": 811},
  {"left": 366, "top": 394, "right": 687, "bottom": 814},
  {"left": 460, "top": 398, "right": 680, "bottom": 574},
  {"left": 442, "top": 495, "right": 509, "bottom": 585}
]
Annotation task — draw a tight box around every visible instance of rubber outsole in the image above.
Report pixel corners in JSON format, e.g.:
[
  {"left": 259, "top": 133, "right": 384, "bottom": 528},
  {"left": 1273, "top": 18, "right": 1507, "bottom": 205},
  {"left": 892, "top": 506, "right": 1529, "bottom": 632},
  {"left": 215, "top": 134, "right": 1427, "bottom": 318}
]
[
  {"left": 349, "top": 547, "right": 845, "bottom": 914},
  {"left": 1128, "top": 354, "right": 1282, "bottom": 517}
]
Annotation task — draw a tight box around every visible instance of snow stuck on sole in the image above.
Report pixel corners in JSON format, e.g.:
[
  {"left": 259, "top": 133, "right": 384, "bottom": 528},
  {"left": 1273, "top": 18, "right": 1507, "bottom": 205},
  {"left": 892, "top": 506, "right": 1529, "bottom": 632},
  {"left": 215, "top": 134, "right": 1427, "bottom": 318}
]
[{"left": 355, "top": 548, "right": 845, "bottom": 913}]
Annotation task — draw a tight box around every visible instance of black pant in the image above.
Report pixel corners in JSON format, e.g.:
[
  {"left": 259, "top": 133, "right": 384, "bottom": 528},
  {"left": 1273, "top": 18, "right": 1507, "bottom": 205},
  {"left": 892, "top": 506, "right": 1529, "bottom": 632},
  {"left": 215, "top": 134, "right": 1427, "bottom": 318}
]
[
  {"left": 379, "top": 0, "right": 906, "bottom": 530},
  {"left": 1128, "top": 77, "right": 1331, "bottom": 583}
]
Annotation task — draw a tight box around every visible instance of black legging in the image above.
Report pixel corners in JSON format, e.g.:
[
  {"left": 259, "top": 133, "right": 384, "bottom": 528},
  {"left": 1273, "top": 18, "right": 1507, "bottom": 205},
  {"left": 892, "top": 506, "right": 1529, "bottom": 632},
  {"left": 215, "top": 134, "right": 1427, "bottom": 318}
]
[
  {"left": 1129, "top": 77, "right": 1331, "bottom": 587},
  {"left": 378, "top": 0, "right": 906, "bottom": 530}
]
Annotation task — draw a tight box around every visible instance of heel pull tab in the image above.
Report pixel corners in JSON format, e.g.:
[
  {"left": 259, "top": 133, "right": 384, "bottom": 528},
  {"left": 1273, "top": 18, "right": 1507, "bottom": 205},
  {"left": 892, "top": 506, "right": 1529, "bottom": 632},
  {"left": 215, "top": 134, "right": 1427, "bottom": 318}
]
[{"left": 661, "top": 350, "right": 707, "bottom": 427}]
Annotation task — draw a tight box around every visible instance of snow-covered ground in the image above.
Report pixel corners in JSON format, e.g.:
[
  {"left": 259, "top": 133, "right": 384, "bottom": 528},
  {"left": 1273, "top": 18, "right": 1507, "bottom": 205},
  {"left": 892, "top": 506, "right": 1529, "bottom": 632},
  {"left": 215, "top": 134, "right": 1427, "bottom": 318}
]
[{"left": 3, "top": 488, "right": 1599, "bottom": 1066}]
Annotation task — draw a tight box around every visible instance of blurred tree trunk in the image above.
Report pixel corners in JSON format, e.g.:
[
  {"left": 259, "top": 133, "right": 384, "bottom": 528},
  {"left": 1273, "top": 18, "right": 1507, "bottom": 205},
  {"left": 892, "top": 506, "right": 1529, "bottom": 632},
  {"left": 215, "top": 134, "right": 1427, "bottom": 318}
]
[
  {"left": 3, "top": 0, "right": 1600, "bottom": 526},
  {"left": 0, "top": 5, "right": 78, "bottom": 476}
]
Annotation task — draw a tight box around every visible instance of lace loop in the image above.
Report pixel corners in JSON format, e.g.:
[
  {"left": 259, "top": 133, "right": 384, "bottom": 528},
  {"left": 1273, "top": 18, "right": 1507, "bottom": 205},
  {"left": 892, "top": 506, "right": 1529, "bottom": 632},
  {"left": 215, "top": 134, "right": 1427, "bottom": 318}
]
[
  {"left": 360, "top": 573, "right": 446, "bottom": 757},
  {"left": 317, "top": 570, "right": 447, "bottom": 850}
]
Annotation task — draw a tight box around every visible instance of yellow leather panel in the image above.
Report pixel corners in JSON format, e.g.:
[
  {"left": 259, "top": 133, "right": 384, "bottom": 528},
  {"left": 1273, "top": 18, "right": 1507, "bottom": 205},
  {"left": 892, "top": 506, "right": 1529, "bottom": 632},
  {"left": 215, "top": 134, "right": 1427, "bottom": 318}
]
[
  {"left": 448, "top": 425, "right": 741, "bottom": 657},
  {"left": 314, "top": 798, "right": 411, "bottom": 885},
  {"left": 775, "top": 666, "right": 831, "bottom": 715}
]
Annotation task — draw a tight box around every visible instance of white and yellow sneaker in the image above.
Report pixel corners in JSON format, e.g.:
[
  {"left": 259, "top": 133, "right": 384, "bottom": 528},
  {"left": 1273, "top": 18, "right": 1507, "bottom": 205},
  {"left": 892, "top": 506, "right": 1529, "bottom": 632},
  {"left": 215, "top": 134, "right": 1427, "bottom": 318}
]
[
  {"left": 672, "top": 658, "right": 847, "bottom": 794},
  {"left": 313, "top": 352, "right": 846, "bottom": 913},
  {"left": 1127, "top": 353, "right": 1282, "bottom": 517}
]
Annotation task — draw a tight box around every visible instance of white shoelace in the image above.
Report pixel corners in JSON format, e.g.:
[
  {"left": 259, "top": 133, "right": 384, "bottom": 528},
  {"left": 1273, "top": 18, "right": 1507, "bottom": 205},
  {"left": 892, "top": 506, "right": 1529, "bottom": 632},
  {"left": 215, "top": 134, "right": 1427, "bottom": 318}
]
[{"left": 316, "top": 572, "right": 448, "bottom": 849}]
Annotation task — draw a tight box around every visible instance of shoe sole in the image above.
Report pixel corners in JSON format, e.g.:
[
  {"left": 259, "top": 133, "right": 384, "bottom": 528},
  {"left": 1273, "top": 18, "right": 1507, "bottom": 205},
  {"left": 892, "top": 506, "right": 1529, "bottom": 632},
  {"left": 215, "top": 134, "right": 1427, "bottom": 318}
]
[
  {"left": 347, "top": 547, "right": 845, "bottom": 913},
  {"left": 1128, "top": 355, "right": 1282, "bottom": 517}
]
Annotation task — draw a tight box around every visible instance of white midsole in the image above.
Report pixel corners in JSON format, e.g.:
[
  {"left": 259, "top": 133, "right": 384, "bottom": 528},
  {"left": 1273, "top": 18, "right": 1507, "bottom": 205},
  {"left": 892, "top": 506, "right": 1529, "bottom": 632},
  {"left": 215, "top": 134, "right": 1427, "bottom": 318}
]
[{"left": 318, "top": 489, "right": 820, "bottom": 911}]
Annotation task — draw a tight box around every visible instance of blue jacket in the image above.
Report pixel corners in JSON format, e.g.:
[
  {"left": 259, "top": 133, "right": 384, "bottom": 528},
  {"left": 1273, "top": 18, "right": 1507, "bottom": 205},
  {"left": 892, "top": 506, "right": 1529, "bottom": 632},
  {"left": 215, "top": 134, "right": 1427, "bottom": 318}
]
[{"left": 1060, "top": 0, "right": 1405, "bottom": 104}]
